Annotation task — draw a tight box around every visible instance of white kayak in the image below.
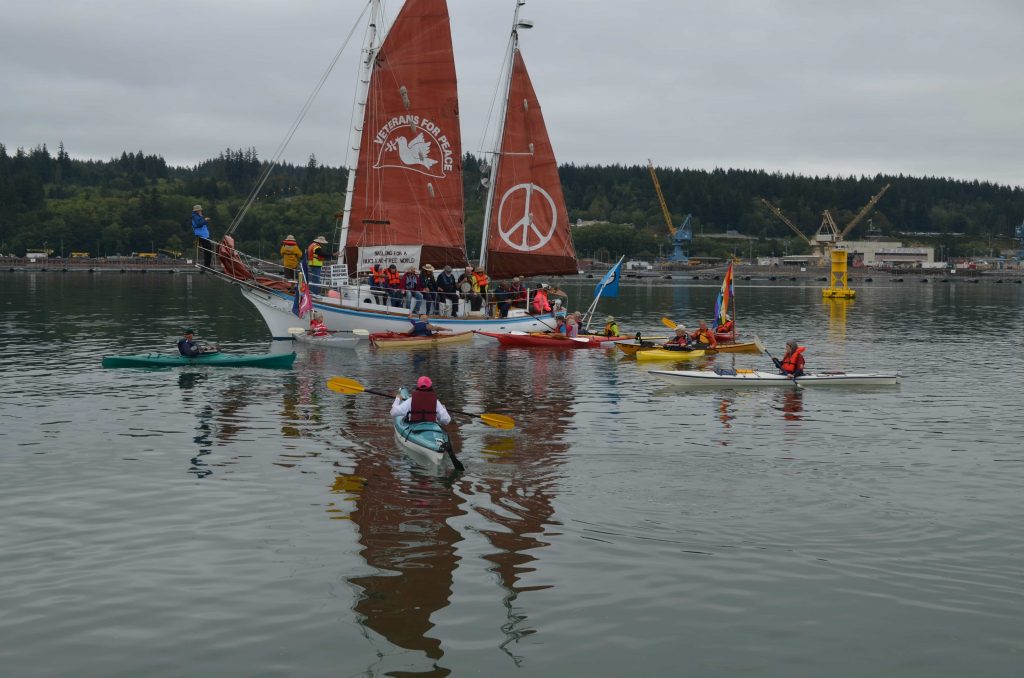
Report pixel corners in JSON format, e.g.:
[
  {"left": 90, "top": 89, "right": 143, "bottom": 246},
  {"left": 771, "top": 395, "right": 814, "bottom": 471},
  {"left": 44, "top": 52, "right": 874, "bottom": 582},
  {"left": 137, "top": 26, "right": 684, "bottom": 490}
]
[
  {"left": 293, "top": 332, "right": 360, "bottom": 349},
  {"left": 650, "top": 368, "right": 900, "bottom": 387}
]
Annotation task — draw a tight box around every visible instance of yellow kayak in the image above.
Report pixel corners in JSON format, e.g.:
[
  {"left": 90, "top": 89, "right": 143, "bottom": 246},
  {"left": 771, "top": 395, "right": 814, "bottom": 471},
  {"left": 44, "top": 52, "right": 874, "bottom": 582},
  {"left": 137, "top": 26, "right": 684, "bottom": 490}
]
[
  {"left": 618, "top": 339, "right": 758, "bottom": 357},
  {"left": 634, "top": 347, "right": 709, "bottom": 362}
]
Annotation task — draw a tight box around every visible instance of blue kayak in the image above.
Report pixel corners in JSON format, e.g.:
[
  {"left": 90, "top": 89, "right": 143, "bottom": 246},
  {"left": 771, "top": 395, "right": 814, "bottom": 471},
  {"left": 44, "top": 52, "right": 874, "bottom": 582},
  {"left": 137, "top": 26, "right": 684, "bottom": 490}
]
[
  {"left": 393, "top": 388, "right": 452, "bottom": 468},
  {"left": 102, "top": 352, "right": 296, "bottom": 369}
]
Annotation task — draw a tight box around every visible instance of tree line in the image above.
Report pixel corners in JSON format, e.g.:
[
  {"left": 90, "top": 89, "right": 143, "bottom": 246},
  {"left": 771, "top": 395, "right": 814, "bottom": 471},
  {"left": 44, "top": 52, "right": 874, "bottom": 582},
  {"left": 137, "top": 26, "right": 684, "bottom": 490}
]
[{"left": 2, "top": 142, "right": 1022, "bottom": 261}]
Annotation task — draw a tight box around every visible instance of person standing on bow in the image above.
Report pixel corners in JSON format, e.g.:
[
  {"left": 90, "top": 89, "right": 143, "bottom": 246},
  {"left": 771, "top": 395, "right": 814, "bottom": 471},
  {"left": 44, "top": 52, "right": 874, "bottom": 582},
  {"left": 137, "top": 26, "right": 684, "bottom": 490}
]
[
  {"left": 190, "top": 204, "right": 214, "bottom": 268},
  {"left": 774, "top": 340, "right": 806, "bottom": 377},
  {"left": 436, "top": 265, "right": 459, "bottom": 317},
  {"left": 306, "top": 236, "right": 330, "bottom": 290},
  {"left": 390, "top": 376, "right": 452, "bottom": 425},
  {"left": 690, "top": 320, "right": 718, "bottom": 348},
  {"left": 279, "top": 234, "right": 302, "bottom": 280}
]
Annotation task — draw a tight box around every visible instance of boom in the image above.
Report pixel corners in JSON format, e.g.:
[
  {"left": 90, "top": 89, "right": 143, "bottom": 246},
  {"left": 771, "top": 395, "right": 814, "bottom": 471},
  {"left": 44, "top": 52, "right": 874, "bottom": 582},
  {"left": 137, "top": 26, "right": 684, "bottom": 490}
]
[
  {"left": 839, "top": 184, "right": 891, "bottom": 240},
  {"left": 759, "top": 198, "right": 814, "bottom": 247},
  {"left": 648, "top": 159, "right": 676, "bottom": 235}
]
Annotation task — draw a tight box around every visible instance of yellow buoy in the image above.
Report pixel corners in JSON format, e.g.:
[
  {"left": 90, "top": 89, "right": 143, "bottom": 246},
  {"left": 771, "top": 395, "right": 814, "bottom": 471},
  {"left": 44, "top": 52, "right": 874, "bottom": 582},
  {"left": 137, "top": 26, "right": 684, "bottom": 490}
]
[{"left": 822, "top": 248, "right": 856, "bottom": 299}]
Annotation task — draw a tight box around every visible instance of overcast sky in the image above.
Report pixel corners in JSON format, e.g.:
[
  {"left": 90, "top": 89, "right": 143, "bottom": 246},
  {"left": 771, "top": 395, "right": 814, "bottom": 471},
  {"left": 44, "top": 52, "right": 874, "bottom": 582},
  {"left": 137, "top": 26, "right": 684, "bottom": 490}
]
[{"left": 2, "top": 0, "right": 1022, "bottom": 187}]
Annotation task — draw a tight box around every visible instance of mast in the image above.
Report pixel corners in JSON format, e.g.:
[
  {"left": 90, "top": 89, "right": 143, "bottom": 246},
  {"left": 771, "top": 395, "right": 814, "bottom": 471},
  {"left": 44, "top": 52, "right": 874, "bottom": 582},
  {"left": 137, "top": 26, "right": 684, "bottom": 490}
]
[
  {"left": 337, "top": 0, "right": 382, "bottom": 273},
  {"left": 479, "top": 0, "right": 528, "bottom": 271}
]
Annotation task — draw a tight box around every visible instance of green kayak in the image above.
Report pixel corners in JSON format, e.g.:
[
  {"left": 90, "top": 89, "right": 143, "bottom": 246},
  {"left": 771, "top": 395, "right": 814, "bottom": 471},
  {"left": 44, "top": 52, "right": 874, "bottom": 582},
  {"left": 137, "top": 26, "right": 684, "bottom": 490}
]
[{"left": 102, "top": 352, "right": 296, "bottom": 369}]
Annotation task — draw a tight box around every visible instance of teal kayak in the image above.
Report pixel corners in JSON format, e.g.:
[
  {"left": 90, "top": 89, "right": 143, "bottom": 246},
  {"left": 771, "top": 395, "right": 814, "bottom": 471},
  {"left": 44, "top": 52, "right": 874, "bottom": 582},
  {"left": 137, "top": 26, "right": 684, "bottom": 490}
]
[
  {"left": 102, "top": 352, "right": 296, "bottom": 369},
  {"left": 393, "top": 388, "right": 453, "bottom": 469}
]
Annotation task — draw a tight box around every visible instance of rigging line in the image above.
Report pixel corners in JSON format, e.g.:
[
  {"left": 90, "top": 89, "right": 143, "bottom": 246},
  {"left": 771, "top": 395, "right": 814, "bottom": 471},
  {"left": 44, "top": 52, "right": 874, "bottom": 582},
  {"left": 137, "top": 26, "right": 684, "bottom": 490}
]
[
  {"left": 477, "top": 32, "right": 516, "bottom": 157},
  {"left": 226, "top": 1, "right": 372, "bottom": 237}
]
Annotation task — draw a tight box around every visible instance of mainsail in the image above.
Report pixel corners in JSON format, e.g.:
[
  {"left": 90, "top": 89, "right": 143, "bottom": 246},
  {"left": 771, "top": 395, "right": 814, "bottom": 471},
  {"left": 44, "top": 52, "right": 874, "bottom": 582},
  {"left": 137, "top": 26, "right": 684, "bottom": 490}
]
[
  {"left": 480, "top": 49, "right": 577, "bottom": 279},
  {"left": 343, "top": 0, "right": 467, "bottom": 271}
]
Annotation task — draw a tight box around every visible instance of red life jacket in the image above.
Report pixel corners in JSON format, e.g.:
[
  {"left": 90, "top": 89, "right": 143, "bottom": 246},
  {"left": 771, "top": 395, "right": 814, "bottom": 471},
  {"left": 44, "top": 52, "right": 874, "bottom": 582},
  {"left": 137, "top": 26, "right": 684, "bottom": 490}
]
[
  {"left": 370, "top": 265, "right": 386, "bottom": 285},
  {"left": 781, "top": 346, "right": 806, "bottom": 374},
  {"left": 532, "top": 289, "right": 551, "bottom": 313},
  {"left": 309, "top": 319, "right": 329, "bottom": 336},
  {"left": 385, "top": 269, "right": 402, "bottom": 287},
  {"left": 718, "top": 320, "right": 734, "bottom": 333},
  {"left": 408, "top": 388, "right": 438, "bottom": 423},
  {"left": 691, "top": 327, "right": 717, "bottom": 347},
  {"left": 473, "top": 271, "right": 489, "bottom": 289}
]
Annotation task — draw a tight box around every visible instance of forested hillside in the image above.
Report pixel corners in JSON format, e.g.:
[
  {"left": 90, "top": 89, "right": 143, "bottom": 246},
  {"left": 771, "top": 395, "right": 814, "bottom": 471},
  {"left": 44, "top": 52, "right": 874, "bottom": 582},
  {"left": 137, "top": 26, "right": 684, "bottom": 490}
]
[{"left": 2, "top": 142, "right": 1021, "bottom": 261}]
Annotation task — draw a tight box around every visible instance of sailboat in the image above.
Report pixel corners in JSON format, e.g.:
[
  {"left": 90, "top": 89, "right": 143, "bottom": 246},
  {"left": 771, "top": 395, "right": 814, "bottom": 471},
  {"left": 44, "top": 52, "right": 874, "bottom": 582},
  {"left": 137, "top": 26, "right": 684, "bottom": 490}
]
[{"left": 210, "top": 0, "right": 576, "bottom": 339}]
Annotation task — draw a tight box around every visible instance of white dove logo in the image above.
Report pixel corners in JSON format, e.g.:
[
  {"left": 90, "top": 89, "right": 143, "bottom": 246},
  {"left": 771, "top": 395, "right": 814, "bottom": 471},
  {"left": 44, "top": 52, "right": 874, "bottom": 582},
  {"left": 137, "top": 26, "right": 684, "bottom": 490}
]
[
  {"left": 373, "top": 116, "right": 452, "bottom": 178},
  {"left": 395, "top": 133, "right": 437, "bottom": 169}
]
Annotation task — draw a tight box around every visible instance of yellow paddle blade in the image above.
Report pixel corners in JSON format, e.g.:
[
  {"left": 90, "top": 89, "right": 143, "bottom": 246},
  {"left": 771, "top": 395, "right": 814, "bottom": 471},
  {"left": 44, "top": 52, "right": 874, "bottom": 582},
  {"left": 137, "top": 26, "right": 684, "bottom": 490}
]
[
  {"left": 660, "top": 316, "right": 677, "bottom": 329},
  {"left": 480, "top": 413, "right": 515, "bottom": 430},
  {"left": 326, "top": 376, "right": 366, "bottom": 394}
]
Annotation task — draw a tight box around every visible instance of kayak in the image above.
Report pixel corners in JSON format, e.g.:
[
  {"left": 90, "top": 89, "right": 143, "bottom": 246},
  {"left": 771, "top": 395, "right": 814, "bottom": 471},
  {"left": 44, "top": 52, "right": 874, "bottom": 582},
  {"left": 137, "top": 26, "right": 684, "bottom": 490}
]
[
  {"left": 634, "top": 347, "right": 709, "bottom": 362},
  {"left": 393, "top": 388, "right": 453, "bottom": 469},
  {"left": 293, "top": 332, "right": 359, "bottom": 349},
  {"left": 649, "top": 368, "right": 901, "bottom": 386},
  {"left": 617, "top": 340, "right": 758, "bottom": 356},
  {"left": 476, "top": 331, "right": 630, "bottom": 348},
  {"left": 102, "top": 352, "right": 297, "bottom": 369},
  {"left": 370, "top": 331, "right": 475, "bottom": 349}
]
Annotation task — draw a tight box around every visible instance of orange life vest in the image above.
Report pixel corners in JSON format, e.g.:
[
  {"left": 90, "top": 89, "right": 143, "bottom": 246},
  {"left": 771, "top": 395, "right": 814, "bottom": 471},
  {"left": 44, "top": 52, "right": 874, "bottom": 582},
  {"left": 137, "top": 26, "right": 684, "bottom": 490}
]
[
  {"left": 532, "top": 289, "right": 551, "bottom": 314},
  {"left": 781, "top": 346, "right": 806, "bottom": 374},
  {"left": 306, "top": 242, "right": 324, "bottom": 267},
  {"left": 385, "top": 269, "right": 402, "bottom": 287},
  {"left": 370, "top": 265, "right": 386, "bottom": 285},
  {"left": 472, "top": 271, "right": 489, "bottom": 290},
  {"left": 692, "top": 327, "right": 717, "bottom": 347},
  {"left": 718, "top": 320, "right": 734, "bottom": 334}
]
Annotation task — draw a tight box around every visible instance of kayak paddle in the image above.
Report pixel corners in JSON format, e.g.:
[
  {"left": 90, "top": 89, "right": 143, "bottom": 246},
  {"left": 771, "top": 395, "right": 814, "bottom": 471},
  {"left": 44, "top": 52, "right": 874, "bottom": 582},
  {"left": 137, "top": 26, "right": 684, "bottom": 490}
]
[
  {"left": 325, "top": 377, "right": 516, "bottom": 430},
  {"left": 661, "top": 316, "right": 678, "bottom": 329}
]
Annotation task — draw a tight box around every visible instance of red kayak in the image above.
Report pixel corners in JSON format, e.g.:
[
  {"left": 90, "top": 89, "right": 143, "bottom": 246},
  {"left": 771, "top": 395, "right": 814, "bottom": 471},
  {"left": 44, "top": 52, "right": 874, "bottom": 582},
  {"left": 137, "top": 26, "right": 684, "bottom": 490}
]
[{"left": 475, "top": 331, "right": 629, "bottom": 349}]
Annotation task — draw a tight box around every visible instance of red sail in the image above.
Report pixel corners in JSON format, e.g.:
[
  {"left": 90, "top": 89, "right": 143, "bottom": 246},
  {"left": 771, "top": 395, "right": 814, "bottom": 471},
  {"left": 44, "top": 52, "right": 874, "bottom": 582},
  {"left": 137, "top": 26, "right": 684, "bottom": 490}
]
[
  {"left": 483, "top": 50, "right": 577, "bottom": 280},
  {"left": 345, "top": 0, "right": 466, "bottom": 269}
]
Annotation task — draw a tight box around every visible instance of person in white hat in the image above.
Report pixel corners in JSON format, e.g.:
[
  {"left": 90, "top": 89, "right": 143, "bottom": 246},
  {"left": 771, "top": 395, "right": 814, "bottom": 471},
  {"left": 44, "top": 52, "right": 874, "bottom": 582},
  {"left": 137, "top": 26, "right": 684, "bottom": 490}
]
[
  {"left": 603, "top": 315, "right": 620, "bottom": 337},
  {"left": 305, "top": 235, "right": 331, "bottom": 289},
  {"left": 190, "top": 204, "right": 214, "bottom": 268}
]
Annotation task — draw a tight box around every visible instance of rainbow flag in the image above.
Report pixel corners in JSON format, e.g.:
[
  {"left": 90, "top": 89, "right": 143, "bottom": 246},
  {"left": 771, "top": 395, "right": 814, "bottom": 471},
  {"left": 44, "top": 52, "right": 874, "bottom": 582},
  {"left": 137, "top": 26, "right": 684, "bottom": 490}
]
[{"left": 713, "top": 262, "right": 733, "bottom": 329}]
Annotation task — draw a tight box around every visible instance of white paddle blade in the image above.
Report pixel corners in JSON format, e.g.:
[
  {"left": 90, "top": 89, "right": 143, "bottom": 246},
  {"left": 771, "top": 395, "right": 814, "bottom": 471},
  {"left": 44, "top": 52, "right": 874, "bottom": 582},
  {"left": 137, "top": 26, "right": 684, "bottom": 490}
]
[{"left": 288, "top": 327, "right": 306, "bottom": 335}]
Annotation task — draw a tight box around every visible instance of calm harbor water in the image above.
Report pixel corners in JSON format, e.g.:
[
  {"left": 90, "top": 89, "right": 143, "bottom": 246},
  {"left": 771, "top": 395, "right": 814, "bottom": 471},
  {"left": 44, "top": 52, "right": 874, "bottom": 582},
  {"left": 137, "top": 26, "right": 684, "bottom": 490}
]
[{"left": 2, "top": 272, "right": 1023, "bottom": 677}]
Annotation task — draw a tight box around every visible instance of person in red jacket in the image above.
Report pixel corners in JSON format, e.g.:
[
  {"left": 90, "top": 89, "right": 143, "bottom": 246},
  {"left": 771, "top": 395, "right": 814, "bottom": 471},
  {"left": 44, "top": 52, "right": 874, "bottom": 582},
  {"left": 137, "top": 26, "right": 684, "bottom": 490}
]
[{"left": 775, "top": 340, "right": 806, "bottom": 377}]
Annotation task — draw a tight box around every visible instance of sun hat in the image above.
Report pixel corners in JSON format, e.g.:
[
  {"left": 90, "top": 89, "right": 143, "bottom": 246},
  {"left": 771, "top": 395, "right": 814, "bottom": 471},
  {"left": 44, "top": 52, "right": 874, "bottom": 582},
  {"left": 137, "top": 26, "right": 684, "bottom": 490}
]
[
  {"left": 192, "top": 204, "right": 202, "bottom": 211},
  {"left": 285, "top": 234, "right": 295, "bottom": 240},
  {"left": 675, "top": 326, "right": 687, "bottom": 334},
  {"left": 423, "top": 264, "right": 435, "bottom": 271},
  {"left": 416, "top": 376, "right": 432, "bottom": 390},
  {"left": 314, "top": 236, "right": 327, "bottom": 244},
  {"left": 184, "top": 327, "right": 195, "bottom": 334},
  {"left": 607, "top": 315, "right": 615, "bottom": 321}
]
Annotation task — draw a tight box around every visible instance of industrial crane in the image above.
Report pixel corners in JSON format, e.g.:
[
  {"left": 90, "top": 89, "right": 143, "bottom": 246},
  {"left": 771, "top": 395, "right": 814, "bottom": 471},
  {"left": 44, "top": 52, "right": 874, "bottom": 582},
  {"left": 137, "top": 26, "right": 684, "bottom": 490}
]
[
  {"left": 648, "top": 159, "right": 692, "bottom": 263},
  {"left": 760, "top": 184, "right": 892, "bottom": 258}
]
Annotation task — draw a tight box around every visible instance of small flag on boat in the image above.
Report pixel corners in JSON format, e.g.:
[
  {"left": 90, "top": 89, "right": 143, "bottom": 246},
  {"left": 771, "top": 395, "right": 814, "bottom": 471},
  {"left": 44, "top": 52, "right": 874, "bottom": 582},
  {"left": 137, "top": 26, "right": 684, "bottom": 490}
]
[
  {"left": 713, "top": 262, "right": 733, "bottom": 329},
  {"left": 292, "top": 256, "right": 313, "bottom": 318},
  {"left": 594, "top": 256, "right": 623, "bottom": 299}
]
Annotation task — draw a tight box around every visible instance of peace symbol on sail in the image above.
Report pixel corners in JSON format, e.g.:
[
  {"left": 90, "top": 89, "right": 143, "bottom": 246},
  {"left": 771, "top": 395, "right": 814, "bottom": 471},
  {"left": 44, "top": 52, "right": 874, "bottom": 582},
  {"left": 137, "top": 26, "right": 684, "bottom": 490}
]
[{"left": 496, "top": 183, "right": 557, "bottom": 252}]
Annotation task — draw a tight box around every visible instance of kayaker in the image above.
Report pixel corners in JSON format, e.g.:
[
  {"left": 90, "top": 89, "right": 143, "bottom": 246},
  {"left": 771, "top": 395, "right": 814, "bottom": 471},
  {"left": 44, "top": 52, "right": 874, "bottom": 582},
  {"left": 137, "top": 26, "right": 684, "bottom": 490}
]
[
  {"left": 390, "top": 376, "right": 452, "bottom": 425},
  {"left": 662, "top": 326, "right": 693, "bottom": 351},
  {"left": 279, "top": 234, "right": 302, "bottom": 280},
  {"left": 408, "top": 313, "right": 448, "bottom": 337},
  {"left": 565, "top": 312, "right": 581, "bottom": 338},
  {"left": 603, "top": 316, "right": 620, "bottom": 337},
  {"left": 190, "top": 205, "right": 214, "bottom": 268},
  {"left": 177, "top": 327, "right": 216, "bottom": 357},
  {"left": 690, "top": 320, "right": 718, "bottom": 348},
  {"left": 308, "top": 312, "right": 329, "bottom": 337},
  {"left": 717, "top": 313, "right": 735, "bottom": 337},
  {"left": 775, "top": 340, "right": 806, "bottom": 377}
]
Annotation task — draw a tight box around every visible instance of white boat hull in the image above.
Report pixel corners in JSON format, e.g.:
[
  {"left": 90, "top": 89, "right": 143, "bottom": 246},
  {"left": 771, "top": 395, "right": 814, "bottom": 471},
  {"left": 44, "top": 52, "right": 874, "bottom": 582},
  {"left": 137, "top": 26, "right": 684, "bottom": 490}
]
[
  {"left": 650, "top": 369, "right": 900, "bottom": 387},
  {"left": 240, "top": 285, "right": 557, "bottom": 339}
]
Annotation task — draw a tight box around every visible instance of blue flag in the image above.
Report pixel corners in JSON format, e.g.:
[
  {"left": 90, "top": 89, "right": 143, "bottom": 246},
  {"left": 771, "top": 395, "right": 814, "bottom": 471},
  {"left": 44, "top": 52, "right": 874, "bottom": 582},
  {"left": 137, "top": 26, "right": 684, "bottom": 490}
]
[{"left": 594, "top": 258, "right": 622, "bottom": 298}]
